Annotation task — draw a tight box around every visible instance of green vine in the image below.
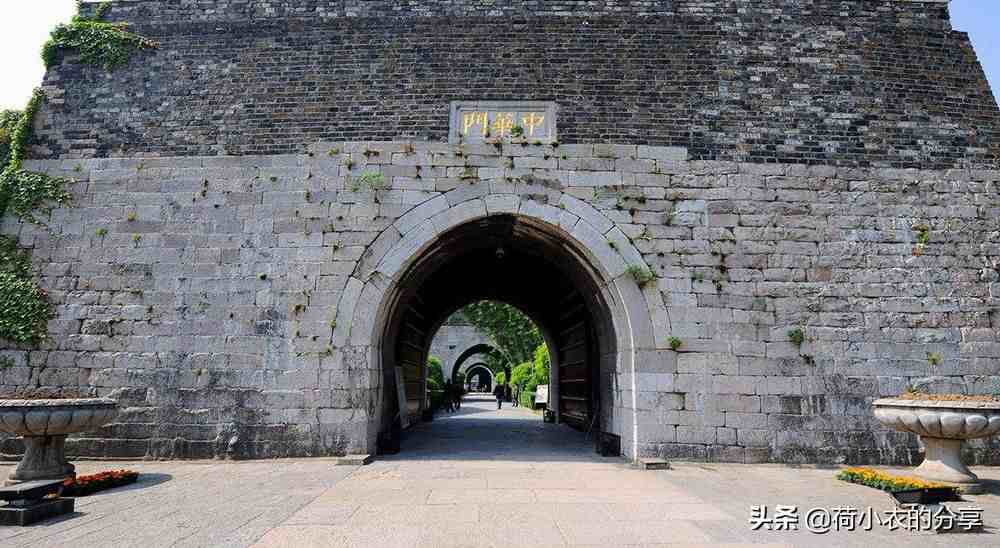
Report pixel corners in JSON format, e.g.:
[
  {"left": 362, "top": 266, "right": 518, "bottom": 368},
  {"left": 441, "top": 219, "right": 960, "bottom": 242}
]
[
  {"left": 0, "top": 0, "right": 152, "bottom": 345},
  {"left": 0, "top": 89, "right": 71, "bottom": 222},
  {"left": 42, "top": 2, "right": 158, "bottom": 71},
  {"left": 0, "top": 90, "right": 71, "bottom": 345},
  {"left": 0, "top": 237, "right": 51, "bottom": 345}
]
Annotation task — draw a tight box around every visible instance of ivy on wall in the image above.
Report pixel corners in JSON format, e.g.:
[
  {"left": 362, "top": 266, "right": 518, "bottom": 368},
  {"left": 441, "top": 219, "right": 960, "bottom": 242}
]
[
  {"left": 0, "top": 90, "right": 71, "bottom": 222},
  {"left": 1, "top": 3, "right": 157, "bottom": 345},
  {"left": 42, "top": 2, "right": 158, "bottom": 71},
  {"left": 0, "top": 236, "right": 52, "bottom": 345},
  {"left": 0, "top": 91, "right": 68, "bottom": 345}
]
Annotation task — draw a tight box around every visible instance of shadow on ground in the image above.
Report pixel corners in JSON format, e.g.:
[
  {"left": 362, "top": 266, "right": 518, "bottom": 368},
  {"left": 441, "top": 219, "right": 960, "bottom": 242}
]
[
  {"left": 975, "top": 478, "right": 1000, "bottom": 496},
  {"left": 108, "top": 472, "right": 173, "bottom": 493}
]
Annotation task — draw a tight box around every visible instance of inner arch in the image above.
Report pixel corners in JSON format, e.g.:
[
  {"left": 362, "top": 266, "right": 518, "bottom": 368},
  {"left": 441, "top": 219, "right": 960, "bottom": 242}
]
[
  {"left": 450, "top": 343, "right": 504, "bottom": 383},
  {"left": 463, "top": 363, "right": 494, "bottom": 392}
]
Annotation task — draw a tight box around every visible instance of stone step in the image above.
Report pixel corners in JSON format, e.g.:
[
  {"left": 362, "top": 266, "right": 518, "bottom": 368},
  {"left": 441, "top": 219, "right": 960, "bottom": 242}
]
[
  {"left": 637, "top": 458, "right": 672, "bottom": 471},
  {"left": 332, "top": 454, "right": 373, "bottom": 466}
]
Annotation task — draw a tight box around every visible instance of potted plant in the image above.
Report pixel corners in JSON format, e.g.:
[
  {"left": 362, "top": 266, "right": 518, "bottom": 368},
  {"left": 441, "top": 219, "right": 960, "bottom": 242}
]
[
  {"left": 0, "top": 396, "right": 118, "bottom": 483},
  {"left": 873, "top": 389, "right": 1000, "bottom": 494}
]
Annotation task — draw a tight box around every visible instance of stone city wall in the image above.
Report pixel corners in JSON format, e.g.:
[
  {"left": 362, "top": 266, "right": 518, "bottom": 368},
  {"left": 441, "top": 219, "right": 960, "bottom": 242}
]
[
  {"left": 3, "top": 141, "right": 999, "bottom": 464},
  {"left": 80, "top": 0, "right": 953, "bottom": 25},
  {"left": 427, "top": 323, "right": 494, "bottom": 382},
  {"left": 40, "top": 0, "right": 996, "bottom": 167}
]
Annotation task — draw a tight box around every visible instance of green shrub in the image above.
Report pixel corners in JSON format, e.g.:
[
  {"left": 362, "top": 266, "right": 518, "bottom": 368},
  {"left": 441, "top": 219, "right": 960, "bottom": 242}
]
[
  {"left": 428, "top": 389, "right": 445, "bottom": 410},
  {"left": 510, "top": 361, "right": 533, "bottom": 390},
  {"left": 427, "top": 355, "right": 445, "bottom": 388}
]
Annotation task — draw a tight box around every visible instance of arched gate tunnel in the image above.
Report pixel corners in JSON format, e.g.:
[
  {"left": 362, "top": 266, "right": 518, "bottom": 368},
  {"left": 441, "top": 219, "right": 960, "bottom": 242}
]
[{"left": 379, "top": 214, "right": 619, "bottom": 437}]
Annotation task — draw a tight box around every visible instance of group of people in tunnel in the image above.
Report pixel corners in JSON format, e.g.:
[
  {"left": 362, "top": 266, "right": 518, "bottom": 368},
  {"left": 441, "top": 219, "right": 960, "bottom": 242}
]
[
  {"left": 440, "top": 380, "right": 463, "bottom": 413},
  {"left": 492, "top": 382, "right": 521, "bottom": 410}
]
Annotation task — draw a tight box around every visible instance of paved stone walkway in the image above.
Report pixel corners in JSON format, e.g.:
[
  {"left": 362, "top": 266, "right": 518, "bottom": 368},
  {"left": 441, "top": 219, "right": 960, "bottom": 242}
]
[{"left": 2, "top": 395, "right": 998, "bottom": 546}]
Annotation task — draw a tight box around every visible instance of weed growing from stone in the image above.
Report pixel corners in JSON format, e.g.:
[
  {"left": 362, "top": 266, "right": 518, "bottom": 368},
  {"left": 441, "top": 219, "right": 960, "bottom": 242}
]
[
  {"left": 913, "top": 223, "right": 931, "bottom": 255},
  {"left": 350, "top": 171, "right": 386, "bottom": 192},
  {"left": 626, "top": 265, "right": 656, "bottom": 287},
  {"left": 668, "top": 336, "right": 683, "bottom": 351}
]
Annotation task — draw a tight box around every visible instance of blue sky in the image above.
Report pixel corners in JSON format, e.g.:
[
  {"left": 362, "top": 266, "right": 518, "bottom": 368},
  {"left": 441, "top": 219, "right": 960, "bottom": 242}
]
[
  {"left": 0, "top": 1, "right": 997, "bottom": 110},
  {"left": 951, "top": 0, "right": 999, "bottom": 94}
]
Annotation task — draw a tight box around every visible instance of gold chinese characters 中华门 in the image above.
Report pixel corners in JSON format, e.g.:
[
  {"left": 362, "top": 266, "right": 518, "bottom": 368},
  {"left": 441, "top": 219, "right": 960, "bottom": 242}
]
[{"left": 461, "top": 111, "right": 547, "bottom": 138}]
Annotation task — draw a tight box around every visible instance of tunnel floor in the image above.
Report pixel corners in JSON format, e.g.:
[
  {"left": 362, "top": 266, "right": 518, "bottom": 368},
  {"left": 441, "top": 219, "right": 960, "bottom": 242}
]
[{"left": 390, "top": 394, "right": 598, "bottom": 462}]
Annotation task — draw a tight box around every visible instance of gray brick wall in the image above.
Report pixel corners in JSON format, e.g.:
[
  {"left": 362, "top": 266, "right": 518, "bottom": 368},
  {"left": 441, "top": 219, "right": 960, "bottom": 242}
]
[{"left": 36, "top": 0, "right": 998, "bottom": 168}]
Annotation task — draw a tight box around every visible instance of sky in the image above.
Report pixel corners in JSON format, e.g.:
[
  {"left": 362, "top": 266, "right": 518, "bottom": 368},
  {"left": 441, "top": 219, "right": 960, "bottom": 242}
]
[{"left": 0, "top": 0, "right": 997, "bottom": 111}]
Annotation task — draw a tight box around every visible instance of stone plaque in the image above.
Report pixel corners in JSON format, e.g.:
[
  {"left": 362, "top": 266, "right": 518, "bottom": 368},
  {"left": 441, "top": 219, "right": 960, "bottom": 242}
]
[{"left": 449, "top": 101, "right": 558, "bottom": 144}]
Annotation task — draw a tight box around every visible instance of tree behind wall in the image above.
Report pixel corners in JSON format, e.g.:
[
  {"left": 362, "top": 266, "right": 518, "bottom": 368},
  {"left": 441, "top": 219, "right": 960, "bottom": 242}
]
[{"left": 459, "top": 301, "right": 544, "bottom": 367}]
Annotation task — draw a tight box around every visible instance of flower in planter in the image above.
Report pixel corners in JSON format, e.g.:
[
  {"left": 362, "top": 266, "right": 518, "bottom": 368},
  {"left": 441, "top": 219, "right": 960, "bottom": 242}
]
[
  {"left": 836, "top": 467, "right": 955, "bottom": 493},
  {"left": 62, "top": 470, "right": 139, "bottom": 497}
]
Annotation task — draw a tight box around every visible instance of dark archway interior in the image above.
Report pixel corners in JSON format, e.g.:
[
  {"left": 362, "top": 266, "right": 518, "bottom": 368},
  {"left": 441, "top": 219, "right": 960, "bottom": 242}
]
[
  {"left": 381, "top": 214, "right": 617, "bottom": 438},
  {"left": 465, "top": 364, "right": 493, "bottom": 392}
]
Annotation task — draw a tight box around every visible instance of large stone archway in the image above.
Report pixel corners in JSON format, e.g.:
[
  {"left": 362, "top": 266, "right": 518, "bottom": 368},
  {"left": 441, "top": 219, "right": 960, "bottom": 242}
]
[{"left": 337, "top": 189, "right": 659, "bottom": 459}]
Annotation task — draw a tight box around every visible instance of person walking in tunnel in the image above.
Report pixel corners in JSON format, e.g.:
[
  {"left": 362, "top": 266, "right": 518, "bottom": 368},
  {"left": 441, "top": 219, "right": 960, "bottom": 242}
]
[
  {"left": 452, "top": 383, "right": 462, "bottom": 411},
  {"left": 443, "top": 380, "right": 455, "bottom": 413},
  {"left": 493, "top": 382, "right": 506, "bottom": 410}
]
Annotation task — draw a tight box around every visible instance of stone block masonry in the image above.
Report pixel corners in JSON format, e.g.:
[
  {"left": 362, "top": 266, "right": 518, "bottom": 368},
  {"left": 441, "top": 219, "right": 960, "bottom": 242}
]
[{"left": 3, "top": 141, "right": 999, "bottom": 464}]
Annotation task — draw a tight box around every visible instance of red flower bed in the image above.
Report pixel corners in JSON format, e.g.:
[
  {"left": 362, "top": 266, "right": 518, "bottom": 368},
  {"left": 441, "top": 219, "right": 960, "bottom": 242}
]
[{"left": 62, "top": 470, "right": 139, "bottom": 497}]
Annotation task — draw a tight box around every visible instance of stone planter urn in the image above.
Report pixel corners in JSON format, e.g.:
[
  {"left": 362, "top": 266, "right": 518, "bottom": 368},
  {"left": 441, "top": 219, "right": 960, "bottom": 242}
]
[
  {"left": 0, "top": 398, "right": 117, "bottom": 484},
  {"left": 873, "top": 397, "right": 1000, "bottom": 494}
]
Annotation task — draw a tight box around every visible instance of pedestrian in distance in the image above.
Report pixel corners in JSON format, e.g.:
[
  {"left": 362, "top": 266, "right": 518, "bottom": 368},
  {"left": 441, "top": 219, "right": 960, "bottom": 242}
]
[
  {"left": 443, "top": 380, "right": 455, "bottom": 413},
  {"left": 493, "top": 383, "right": 505, "bottom": 410}
]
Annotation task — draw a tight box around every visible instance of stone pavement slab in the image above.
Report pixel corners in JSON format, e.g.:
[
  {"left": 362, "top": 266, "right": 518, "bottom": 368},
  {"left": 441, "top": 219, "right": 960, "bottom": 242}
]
[{"left": 2, "top": 395, "right": 998, "bottom": 547}]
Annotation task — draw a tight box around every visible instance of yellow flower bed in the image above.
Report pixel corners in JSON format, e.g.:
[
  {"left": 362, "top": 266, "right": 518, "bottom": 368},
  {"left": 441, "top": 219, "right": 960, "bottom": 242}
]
[{"left": 836, "top": 467, "right": 954, "bottom": 493}]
